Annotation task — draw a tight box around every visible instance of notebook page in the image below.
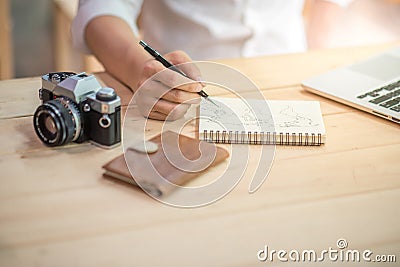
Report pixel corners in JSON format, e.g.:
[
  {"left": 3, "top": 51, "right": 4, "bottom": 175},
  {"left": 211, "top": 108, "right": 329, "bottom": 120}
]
[{"left": 199, "top": 97, "right": 325, "bottom": 136}]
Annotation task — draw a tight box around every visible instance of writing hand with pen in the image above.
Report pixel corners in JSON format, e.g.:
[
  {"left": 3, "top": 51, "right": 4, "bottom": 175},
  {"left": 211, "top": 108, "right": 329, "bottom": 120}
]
[{"left": 135, "top": 41, "right": 205, "bottom": 121}]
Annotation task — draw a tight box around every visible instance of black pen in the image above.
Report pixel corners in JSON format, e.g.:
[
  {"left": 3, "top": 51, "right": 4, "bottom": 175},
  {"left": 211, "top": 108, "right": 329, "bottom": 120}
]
[{"left": 139, "top": 40, "right": 218, "bottom": 106}]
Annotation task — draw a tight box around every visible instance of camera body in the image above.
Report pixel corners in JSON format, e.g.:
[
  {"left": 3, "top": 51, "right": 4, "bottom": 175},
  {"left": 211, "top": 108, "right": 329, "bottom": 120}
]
[{"left": 33, "top": 72, "right": 121, "bottom": 148}]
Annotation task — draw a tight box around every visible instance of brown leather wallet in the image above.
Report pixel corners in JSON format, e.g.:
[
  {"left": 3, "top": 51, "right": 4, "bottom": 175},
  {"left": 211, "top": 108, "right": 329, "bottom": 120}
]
[{"left": 103, "top": 131, "right": 229, "bottom": 197}]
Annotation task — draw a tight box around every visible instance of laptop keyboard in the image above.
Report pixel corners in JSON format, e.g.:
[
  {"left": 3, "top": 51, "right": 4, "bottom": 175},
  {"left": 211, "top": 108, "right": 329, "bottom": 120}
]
[{"left": 357, "top": 80, "right": 400, "bottom": 112}]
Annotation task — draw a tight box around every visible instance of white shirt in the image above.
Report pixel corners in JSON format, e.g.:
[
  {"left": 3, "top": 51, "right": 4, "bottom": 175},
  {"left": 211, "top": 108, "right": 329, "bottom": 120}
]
[{"left": 72, "top": 0, "right": 352, "bottom": 60}]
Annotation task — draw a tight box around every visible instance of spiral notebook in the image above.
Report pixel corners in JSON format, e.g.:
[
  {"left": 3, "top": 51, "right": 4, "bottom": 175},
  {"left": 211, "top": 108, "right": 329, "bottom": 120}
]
[{"left": 199, "top": 97, "right": 326, "bottom": 146}]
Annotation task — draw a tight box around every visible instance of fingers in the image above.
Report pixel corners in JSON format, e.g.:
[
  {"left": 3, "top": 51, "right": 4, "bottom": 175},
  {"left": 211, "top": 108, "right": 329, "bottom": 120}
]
[
  {"left": 140, "top": 79, "right": 200, "bottom": 104},
  {"left": 152, "top": 99, "right": 190, "bottom": 117},
  {"left": 136, "top": 50, "right": 204, "bottom": 121},
  {"left": 147, "top": 110, "right": 187, "bottom": 121},
  {"left": 146, "top": 111, "right": 166, "bottom": 121},
  {"left": 163, "top": 51, "right": 203, "bottom": 81},
  {"left": 137, "top": 94, "right": 191, "bottom": 121},
  {"left": 141, "top": 59, "right": 202, "bottom": 93}
]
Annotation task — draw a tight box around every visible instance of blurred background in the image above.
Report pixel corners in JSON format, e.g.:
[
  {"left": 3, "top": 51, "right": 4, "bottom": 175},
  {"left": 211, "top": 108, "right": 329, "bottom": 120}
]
[
  {"left": 0, "top": 0, "right": 399, "bottom": 79},
  {"left": 1, "top": 0, "right": 103, "bottom": 79}
]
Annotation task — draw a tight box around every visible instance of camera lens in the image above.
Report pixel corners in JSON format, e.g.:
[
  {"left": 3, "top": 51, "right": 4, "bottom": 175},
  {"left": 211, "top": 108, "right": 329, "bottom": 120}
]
[
  {"left": 44, "top": 116, "right": 57, "bottom": 134},
  {"left": 43, "top": 114, "right": 57, "bottom": 136},
  {"left": 33, "top": 97, "right": 82, "bottom": 146}
]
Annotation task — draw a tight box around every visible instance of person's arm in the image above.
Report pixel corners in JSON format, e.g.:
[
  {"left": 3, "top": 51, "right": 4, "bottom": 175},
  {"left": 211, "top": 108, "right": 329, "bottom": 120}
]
[
  {"left": 84, "top": 15, "right": 202, "bottom": 120},
  {"left": 85, "top": 15, "right": 148, "bottom": 91},
  {"left": 305, "top": 0, "right": 351, "bottom": 49}
]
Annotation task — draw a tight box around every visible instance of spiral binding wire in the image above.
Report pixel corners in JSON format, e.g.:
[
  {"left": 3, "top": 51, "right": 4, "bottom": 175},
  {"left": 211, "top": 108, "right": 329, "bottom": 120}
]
[{"left": 202, "top": 130, "right": 323, "bottom": 146}]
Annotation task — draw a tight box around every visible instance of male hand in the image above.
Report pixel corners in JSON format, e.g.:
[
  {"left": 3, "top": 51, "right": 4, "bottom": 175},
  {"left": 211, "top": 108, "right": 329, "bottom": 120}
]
[{"left": 135, "top": 51, "right": 203, "bottom": 121}]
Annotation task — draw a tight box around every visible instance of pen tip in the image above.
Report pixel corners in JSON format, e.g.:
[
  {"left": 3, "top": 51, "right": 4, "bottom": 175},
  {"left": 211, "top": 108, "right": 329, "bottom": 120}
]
[{"left": 207, "top": 98, "right": 219, "bottom": 107}]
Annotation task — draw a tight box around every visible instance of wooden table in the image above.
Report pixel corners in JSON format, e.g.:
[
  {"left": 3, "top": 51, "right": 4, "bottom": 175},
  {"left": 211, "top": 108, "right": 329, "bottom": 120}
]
[{"left": 0, "top": 44, "right": 399, "bottom": 266}]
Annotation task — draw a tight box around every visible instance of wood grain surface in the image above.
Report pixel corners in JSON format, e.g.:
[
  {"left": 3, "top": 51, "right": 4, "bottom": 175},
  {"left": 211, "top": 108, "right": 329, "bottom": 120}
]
[{"left": 0, "top": 43, "right": 399, "bottom": 267}]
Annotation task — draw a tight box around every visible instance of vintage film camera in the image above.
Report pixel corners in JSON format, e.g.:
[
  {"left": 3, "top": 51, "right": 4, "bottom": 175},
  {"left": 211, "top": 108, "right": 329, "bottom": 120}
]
[{"left": 33, "top": 72, "right": 121, "bottom": 148}]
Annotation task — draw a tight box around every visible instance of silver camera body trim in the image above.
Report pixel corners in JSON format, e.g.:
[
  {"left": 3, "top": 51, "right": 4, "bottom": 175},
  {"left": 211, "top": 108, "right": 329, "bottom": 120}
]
[
  {"left": 42, "top": 72, "right": 121, "bottom": 114},
  {"left": 42, "top": 72, "right": 102, "bottom": 103},
  {"left": 85, "top": 93, "right": 121, "bottom": 114}
]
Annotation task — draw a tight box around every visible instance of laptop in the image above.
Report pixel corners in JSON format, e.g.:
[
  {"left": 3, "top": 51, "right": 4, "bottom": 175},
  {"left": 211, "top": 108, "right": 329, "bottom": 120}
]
[{"left": 301, "top": 47, "right": 400, "bottom": 124}]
